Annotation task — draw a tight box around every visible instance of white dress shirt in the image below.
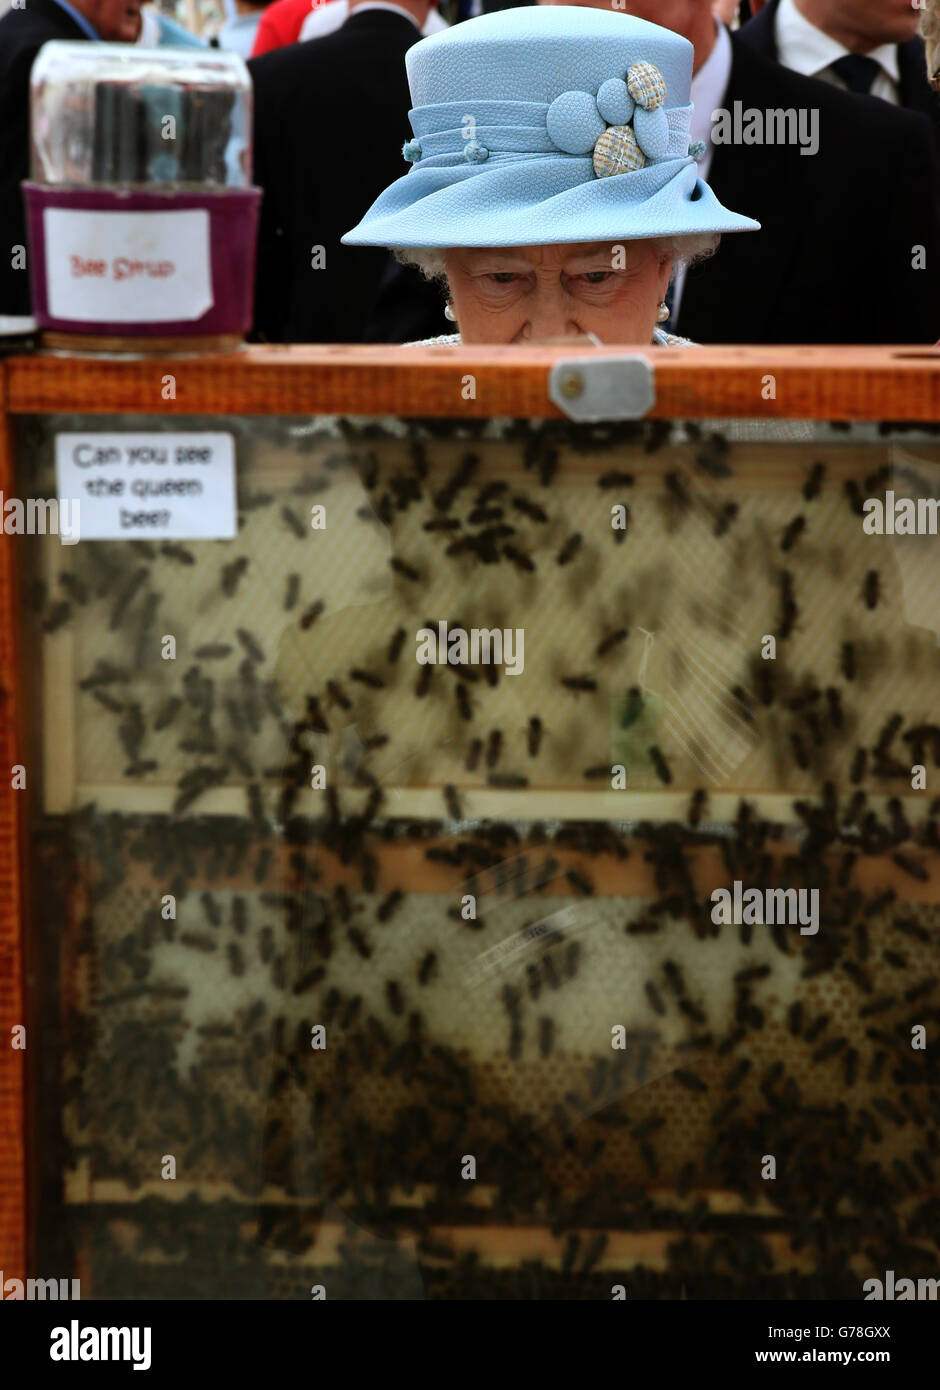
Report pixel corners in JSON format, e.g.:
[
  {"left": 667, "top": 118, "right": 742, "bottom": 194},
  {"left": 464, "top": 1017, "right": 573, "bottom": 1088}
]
[
  {"left": 299, "top": 0, "right": 447, "bottom": 42},
  {"left": 672, "top": 17, "right": 732, "bottom": 323},
  {"left": 775, "top": 0, "right": 900, "bottom": 104}
]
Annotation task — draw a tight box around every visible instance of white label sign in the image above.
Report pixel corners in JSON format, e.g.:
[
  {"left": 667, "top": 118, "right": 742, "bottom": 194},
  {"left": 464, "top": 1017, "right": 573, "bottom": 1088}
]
[
  {"left": 55, "top": 432, "right": 237, "bottom": 540},
  {"left": 44, "top": 208, "right": 213, "bottom": 323}
]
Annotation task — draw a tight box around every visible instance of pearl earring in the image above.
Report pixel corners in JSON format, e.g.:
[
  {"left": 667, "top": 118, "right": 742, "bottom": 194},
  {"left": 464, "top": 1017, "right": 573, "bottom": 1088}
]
[
  {"left": 656, "top": 301, "right": 670, "bottom": 323},
  {"left": 444, "top": 303, "right": 457, "bottom": 322}
]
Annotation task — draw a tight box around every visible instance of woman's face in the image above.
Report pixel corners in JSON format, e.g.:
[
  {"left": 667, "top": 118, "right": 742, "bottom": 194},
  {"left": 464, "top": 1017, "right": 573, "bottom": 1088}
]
[{"left": 443, "top": 240, "right": 673, "bottom": 345}]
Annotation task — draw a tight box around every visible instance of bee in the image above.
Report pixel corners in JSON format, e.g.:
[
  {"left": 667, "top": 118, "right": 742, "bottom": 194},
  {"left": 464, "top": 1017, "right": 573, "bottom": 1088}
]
[
  {"left": 350, "top": 668, "right": 384, "bottom": 689},
  {"left": 160, "top": 541, "right": 196, "bottom": 565},
  {"left": 595, "top": 628, "right": 628, "bottom": 658},
  {"left": 714, "top": 501, "right": 738, "bottom": 537},
  {"left": 724, "top": 1058, "right": 751, "bottom": 1090},
  {"left": 674, "top": 1068, "right": 707, "bottom": 1093},
  {"left": 41, "top": 603, "right": 71, "bottom": 636},
  {"left": 488, "top": 772, "right": 528, "bottom": 787},
  {"left": 444, "top": 784, "right": 462, "bottom": 820},
  {"left": 418, "top": 951, "right": 437, "bottom": 986},
  {"left": 386, "top": 628, "right": 406, "bottom": 664},
  {"left": 840, "top": 641, "right": 856, "bottom": 681},
  {"left": 180, "top": 932, "right": 217, "bottom": 953},
  {"left": 300, "top": 599, "right": 324, "bottom": 630},
  {"left": 108, "top": 566, "right": 147, "bottom": 629},
  {"left": 893, "top": 852, "right": 929, "bottom": 882},
  {"left": 538, "top": 1016, "right": 555, "bottom": 1059},
  {"left": 237, "top": 628, "right": 265, "bottom": 663},
  {"left": 812, "top": 1037, "right": 846, "bottom": 1063},
  {"left": 561, "top": 676, "right": 597, "bottom": 693},
  {"left": 59, "top": 571, "right": 88, "bottom": 606},
  {"left": 415, "top": 664, "right": 432, "bottom": 697},
  {"left": 503, "top": 544, "right": 535, "bottom": 573},
  {"left": 390, "top": 557, "right": 421, "bottom": 581},
  {"left": 803, "top": 1013, "right": 829, "bottom": 1044},
  {"left": 779, "top": 569, "right": 797, "bottom": 639},
  {"left": 281, "top": 573, "right": 300, "bottom": 612},
  {"left": 227, "top": 943, "right": 245, "bottom": 977},
  {"left": 598, "top": 470, "right": 634, "bottom": 489},
  {"left": 201, "top": 892, "right": 221, "bottom": 927},
  {"left": 665, "top": 471, "right": 690, "bottom": 509},
  {"left": 486, "top": 729, "right": 502, "bottom": 768},
  {"left": 326, "top": 680, "right": 351, "bottom": 711},
  {"left": 221, "top": 556, "right": 249, "bottom": 597},
  {"left": 648, "top": 746, "right": 672, "bottom": 785},
  {"left": 863, "top": 569, "right": 880, "bottom": 610},
  {"left": 688, "top": 788, "right": 706, "bottom": 828},
  {"left": 456, "top": 684, "right": 472, "bottom": 722},
  {"left": 512, "top": 494, "right": 548, "bottom": 522},
  {"left": 280, "top": 505, "right": 306, "bottom": 539},
  {"left": 527, "top": 716, "right": 543, "bottom": 757},
  {"left": 566, "top": 866, "right": 593, "bottom": 895},
  {"left": 844, "top": 479, "right": 865, "bottom": 517},
  {"left": 875, "top": 712, "right": 903, "bottom": 752},
  {"left": 825, "top": 686, "right": 844, "bottom": 730},
  {"left": 377, "top": 890, "right": 403, "bottom": 923},
  {"left": 802, "top": 462, "right": 826, "bottom": 501},
  {"left": 424, "top": 516, "right": 461, "bottom": 533},
  {"left": 790, "top": 732, "right": 809, "bottom": 771},
  {"left": 556, "top": 533, "right": 582, "bottom": 566},
  {"left": 644, "top": 980, "right": 666, "bottom": 1016},
  {"left": 92, "top": 689, "right": 123, "bottom": 714},
  {"left": 564, "top": 941, "right": 581, "bottom": 979},
  {"left": 781, "top": 515, "right": 806, "bottom": 552},
  {"left": 850, "top": 748, "right": 867, "bottom": 784},
  {"left": 346, "top": 927, "right": 372, "bottom": 960}
]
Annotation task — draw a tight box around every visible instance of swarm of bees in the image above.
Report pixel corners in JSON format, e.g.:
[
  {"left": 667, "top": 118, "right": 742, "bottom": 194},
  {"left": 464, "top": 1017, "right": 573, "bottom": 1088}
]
[{"left": 18, "top": 413, "right": 940, "bottom": 1298}]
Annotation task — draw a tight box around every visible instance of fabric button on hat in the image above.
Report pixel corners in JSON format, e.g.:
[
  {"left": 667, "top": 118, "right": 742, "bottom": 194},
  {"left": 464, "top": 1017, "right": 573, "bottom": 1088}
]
[{"left": 343, "top": 8, "right": 760, "bottom": 249}]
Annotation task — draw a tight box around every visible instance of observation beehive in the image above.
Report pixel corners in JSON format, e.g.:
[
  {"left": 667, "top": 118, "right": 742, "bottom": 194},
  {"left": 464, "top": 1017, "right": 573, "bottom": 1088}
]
[{"left": 1, "top": 347, "right": 938, "bottom": 1299}]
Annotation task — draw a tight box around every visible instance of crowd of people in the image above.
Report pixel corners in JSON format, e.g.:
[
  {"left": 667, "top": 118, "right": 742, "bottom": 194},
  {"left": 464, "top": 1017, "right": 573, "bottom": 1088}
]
[{"left": 1, "top": 0, "right": 939, "bottom": 346}]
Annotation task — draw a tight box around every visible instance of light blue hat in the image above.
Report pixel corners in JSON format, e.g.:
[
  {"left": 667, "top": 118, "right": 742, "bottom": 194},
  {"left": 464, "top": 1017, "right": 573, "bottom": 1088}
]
[{"left": 342, "top": 7, "right": 759, "bottom": 249}]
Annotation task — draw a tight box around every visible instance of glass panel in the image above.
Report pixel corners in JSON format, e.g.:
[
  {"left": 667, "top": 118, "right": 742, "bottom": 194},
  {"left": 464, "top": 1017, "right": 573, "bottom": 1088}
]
[{"left": 15, "top": 413, "right": 940, "bottom": 1298}]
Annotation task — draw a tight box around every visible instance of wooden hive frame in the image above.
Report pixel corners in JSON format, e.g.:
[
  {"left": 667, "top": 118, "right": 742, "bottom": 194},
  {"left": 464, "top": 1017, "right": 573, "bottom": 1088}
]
[{"left": 1, "top": 344, "right": 939, "bottom": 1289}]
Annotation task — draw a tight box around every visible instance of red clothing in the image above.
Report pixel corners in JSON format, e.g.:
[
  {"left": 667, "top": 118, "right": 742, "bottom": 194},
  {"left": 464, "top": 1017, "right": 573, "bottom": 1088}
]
[{"left": 251, "top": 0, "right": 319, "bottom": 56}]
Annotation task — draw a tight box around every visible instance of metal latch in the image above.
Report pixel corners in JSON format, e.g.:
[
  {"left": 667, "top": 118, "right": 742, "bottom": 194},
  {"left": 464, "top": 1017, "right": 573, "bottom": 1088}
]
[{"left": 548, "top": 355, "right": 656, "bottom": 421}]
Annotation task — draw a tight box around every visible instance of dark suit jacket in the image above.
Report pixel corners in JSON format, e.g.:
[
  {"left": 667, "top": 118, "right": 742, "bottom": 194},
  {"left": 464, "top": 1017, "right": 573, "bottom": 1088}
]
[
  {"left": 677, "top": 35, "right": 940, "bottom": 344},
  {"left": 738, "top": 0, "right": 940, "bottom": 150},
  {"left": 249, "top": 10, "right": 423, "bottom": 343},
  {"left": 0, "top": 0, "right": 89, "bottom": 316}
]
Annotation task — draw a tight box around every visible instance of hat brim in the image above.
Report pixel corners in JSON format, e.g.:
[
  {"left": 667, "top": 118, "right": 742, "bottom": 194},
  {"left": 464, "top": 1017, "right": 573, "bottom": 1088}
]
[{"left": 342, "top": 155, "right": 759, "bottom": 248}]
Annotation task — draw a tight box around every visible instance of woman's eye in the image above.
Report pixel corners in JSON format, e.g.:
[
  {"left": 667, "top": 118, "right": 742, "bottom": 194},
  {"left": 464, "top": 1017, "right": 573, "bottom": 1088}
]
[
  {"left": 489, "top": 272, "right": 518, "bottom": 284},
  {"left": 579, "top": 271, "right": 612, "bottom": 284}
]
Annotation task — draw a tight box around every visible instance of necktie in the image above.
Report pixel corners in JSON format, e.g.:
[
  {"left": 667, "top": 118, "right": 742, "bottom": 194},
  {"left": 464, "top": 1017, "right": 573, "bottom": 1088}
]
[{"left": 830, "top": 54, "right": 882, "bottom": 95}]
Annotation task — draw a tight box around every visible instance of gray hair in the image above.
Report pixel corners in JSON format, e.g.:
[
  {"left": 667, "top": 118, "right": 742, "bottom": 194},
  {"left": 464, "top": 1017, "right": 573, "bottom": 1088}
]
[{"left": 392, "top": 235, "right": 720, "bottom": 290}]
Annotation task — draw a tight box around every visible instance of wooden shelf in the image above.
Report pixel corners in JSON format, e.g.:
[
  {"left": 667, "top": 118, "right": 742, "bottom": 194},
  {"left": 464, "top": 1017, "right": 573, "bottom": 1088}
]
[{"left": 4, "top": 345, "right": 940, "bottom": 420}]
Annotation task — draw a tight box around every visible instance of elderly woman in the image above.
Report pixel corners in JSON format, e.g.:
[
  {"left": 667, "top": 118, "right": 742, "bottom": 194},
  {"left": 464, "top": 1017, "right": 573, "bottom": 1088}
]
[{"left": 343, "top": 7, "right": 759, "bottom": 345}]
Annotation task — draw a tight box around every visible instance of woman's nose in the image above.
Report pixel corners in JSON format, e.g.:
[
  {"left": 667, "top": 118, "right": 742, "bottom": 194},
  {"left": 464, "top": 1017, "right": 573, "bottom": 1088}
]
[{"left": 523, "top": 283, "right": 579, "bottom": 342}]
